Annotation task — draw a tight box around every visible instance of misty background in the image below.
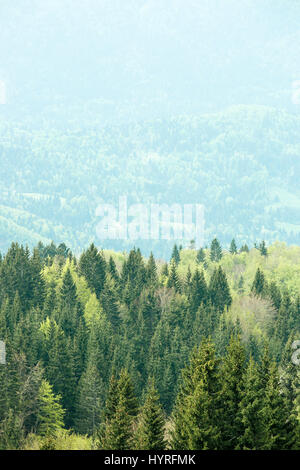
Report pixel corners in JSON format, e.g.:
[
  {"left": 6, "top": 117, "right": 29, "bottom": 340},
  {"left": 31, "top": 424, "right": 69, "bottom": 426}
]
[{"left": 0, "top": 0, "right": 300, "bottom": 257}]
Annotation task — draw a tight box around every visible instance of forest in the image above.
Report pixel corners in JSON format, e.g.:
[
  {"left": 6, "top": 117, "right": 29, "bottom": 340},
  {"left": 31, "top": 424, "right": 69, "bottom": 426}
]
[
  {"left": 1, "top": 105, "right": 300, "bottom": 258},
  {"left": 0, "top": 238, "right": 299, "bottom": 450}
]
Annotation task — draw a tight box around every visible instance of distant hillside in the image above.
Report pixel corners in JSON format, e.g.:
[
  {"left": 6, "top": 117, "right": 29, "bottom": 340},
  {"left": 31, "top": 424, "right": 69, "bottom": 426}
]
[{"left": 0, "top": 105, "right": 300, "bottom": 257}]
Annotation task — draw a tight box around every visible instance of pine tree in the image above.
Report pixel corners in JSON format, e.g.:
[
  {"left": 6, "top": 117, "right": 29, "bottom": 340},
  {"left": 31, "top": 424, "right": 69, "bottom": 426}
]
[
  {"left": 240, "top": 244, "right": 249, "bottom": 253},
  {"left": 251, "top": 268, "right": 266, "bottom": 297},
  {"left": 101, "top": 274, "right": 121, "bottom": 329},
  {"left": 262, "top": 362, "right": 296, "bottom": 449},
  {"left": 259, "top": 240, "right": 268, "bottom": 257},
  {"left": 210, "top": 238, "right": 222, "bottom": 262},
  {"left": 196, "top": 248, "right": 206, "bottom": 264},
  {"left": 79, "top": 243, "right": 107, "bottom": 298},
  {"left": 189, "top": 269, "right": 208, "bottom": 315},
  {"left": 229, "top": 239, "right": 238, "bottom": 254},
  {"left": 146, "top": 252, "right": 158, "bottom": 287},
  {"left": 268, "top": 281, "right": 281, "bottom": 310},
  {"left": 160, "top": 263, "right": 169, "bottom": 278},
  {"left": 100, "top": 369, "right": 138, "bottom": 450},
  {"left": 108, "top": 256, "right": 119, "bottom": 284},
  {"left": 135, "top": 379, "right": 166, "bottom": 450},
  {"left": 36, "top": 380, "right": 65, "bottom": 437},
  {"left": 209, "top": 266, "right": 232, "bottom": 313},
  {"left": 237, "top": 357, "right": 266, "bottom": 449},
  {"left": 100, "top": 395, "right": 134, "bottom": 450},
  {"left": 171, "top": 339, "right": 221, "bottom": 450},
  {"left": 171, "top": 244, "right": 180, "bottom": 266},
  {"left": 167, "top": 260, "right": 181, "bottom": 292},
  {"left": 218, "top": 335, "right": 246, "bottom": 449},
  {"left": 117, "top": 368, "right": 139, "bottom": 418},
  {"left": 74, "top": 360, "right": 104, "bottom": 436}
]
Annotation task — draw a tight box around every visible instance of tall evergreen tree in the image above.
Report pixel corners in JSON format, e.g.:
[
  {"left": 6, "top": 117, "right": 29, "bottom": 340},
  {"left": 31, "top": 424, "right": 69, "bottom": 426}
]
[
  {"left": 135, "top": 379, "right": 166, "bottom": 450},
  {"left": 171, "top": 244, "right": 180, "bottom": 266},
  {"left": 209, "top": 266, "right": 232, "bottom": 313},
  {"left": 171, "top": 339, "right": 221, "bottom": 450},
  {"left": 229, "top": 239, "right": 238, "bottom": 254},
  {"left": 79, "top": 244, "right": 107, "bottom": 298},
  {"left": 210, "top": 238, "right": 222, "bottom": 262},
  {"left": 251, "top": 268, "right": 266, "bottom": 297},
  {"left": 218, "top": 335, "right": 246, "bottom": 449},
  {"left": 36, "top": 380, "right": 65, "bottom": 438}
]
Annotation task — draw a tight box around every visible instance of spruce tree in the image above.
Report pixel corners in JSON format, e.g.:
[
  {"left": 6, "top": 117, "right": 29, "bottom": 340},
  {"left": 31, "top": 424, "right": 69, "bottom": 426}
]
[
  {"left": 100, "top": 369, "right": 138, "bottom": 450},
  {"left": 36, "top": 380, "right": 65, "bottom": 437},
  {"left": 229, "top": 239, "right": 238, "bottom": 254},
  {"left": 196, "top": 248, "right": 206, "bottom": 264},
  {"left": 209, "top": 266, "right": 232, "bottom": 313},
  {"left": 237, "top": 357, "right": 266, "bottom": 449},
  {"left": 218, "top": 335, "right": 246, "bottom": 449},
  {"left": 210, "top": 238, "right": 222, "bottom": 262},
  {"left": 251, "top": 268, "right": 266, "bottom": 297},
  {"left": 171, "top": 244, "right": 180, "bottom": 266},
  {"left": 167, "top": 260, "right": 181, "bottom": 292},
  {"left": 100, "top": 395, "right": 134, "bottom": 450},
  {"left": 79, "top": 243, "right": 107, "bottom": 298},
  {"left": 171, "top": 339, "right": 221, "bottom": 450},
  {"left": 135, "top": 379, "right": 166, "bottom": 450},
  {"left": 259, "top": 240, "right": 268, "bottom": 257},
  {"left": 146, "top": 252, "right": 158, "bottom": 287},
  {"left": 74, "top": 360, "right": 104, "bottom": 436},
  {"left": 262, "top": 362, "right": 296, "bottom": 449},
  {"left": 189, "top": 269, "right": 208, "bottom": 315}
]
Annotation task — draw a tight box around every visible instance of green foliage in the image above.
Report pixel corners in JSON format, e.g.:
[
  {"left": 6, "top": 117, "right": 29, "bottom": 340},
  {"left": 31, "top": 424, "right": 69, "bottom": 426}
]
[
  {"left": 36, "top": 380, "right": 65, "bottom": 437},
  {"left": 210, "top": 238, "right": 222, "bottom": 262},
  {"left": 135, "top": 379, "right": 167, "bottom": 450},
  {"left": 0, "top": 240, "right": 299, "bottom": 450}
]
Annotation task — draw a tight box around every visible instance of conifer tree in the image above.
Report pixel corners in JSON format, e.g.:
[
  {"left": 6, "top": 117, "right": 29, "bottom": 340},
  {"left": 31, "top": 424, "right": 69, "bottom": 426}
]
[
  {"left": 185, "top": 265, "right": 192, "bottom": 289},
  {"left": 171, "top": 339, "right": 221, "bottom": 450},
  {"left": 262, "top": 362, "right": 296, "bottom": 449},
  {"left": 210, "top": 238, "right": 222, "bottom": 262},
  {"left": 237, "top": 357, "right": 266, "bottom": 449},
  {"left": 251, "top": 268, "right": 266, "bottom": 297},
  {"left": 229, "top": 239, "right": 238, "bottom": 254},
  {"left": 74, "top": 360, "right": 104, "bottom": 436},
  {"left": 160, "top": 263, "right": 169, "bottom": 277},
  {"left": 79, "top": 243, "right": 107, "bottom": 298},
  {"left": 167, "top": 260, "right": 181, "bottom": 292},
  {"left": 108, "top": 256, "right": 119, "bottom": 284},
  {"left": 259, "top": 240, "right": 268, "bottom": 257},
  {"left": 135, "top": 379, "right": 166, "bottom": 450},
  {"left": 101, "top": 274, "right": 121, "bottom": 329},
  {"left": 36, "top": 380, "right": 65, "bottom": 437},
  {"left": 209, "top": 266, "right": 232, "bottom": 312},
  {"left": 117, "top": 368, "right": 139, "bottom": 418},
  {"left": 189, "top": 269, "right": 208, "bottom": 315},
  {"left": 171, "top": 244, "right": 180, "bottom": 265},
  {"left": 100, "top": 369, "right": 138, "bottom": 450},
  {"left": 268, "top": 281, "right": 281, "bottom": 310},
  {"left": 240, "top": 244, "right": 249, "bottom": 253},
  {"left": 146, "top": 252, "right": 158, "bottom": 287},
  {"left": 196, "top": 248, "right": 206, "bottom": 264},
  {"left": 218, "top": 335, "right": 246, "bottom": 449},
  {"left": 100, "top": 395, "right": 134, "bottom": 450}
]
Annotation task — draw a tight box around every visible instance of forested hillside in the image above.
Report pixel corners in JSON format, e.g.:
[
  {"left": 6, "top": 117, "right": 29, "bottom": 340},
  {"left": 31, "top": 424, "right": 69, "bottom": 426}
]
[
  {"left": 1, "top": 105, "right": 300, "bottom": 257},
  {"left": 0, "top": 240, "right": 299, "bottom": 450}
]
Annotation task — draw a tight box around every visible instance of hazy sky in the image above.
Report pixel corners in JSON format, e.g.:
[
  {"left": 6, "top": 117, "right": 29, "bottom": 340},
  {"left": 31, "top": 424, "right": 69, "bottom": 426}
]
[{"left": 0, "top": 0, "right": 300, "bottom": 119}]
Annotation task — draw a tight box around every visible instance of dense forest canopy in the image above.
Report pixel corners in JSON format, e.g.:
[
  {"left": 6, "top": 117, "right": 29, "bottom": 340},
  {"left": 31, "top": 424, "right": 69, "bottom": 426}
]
[
  {"left": 1, "top": 105, "right": 300, "bottom": 257},
  {"left": 0, "top": 240, "right": 299, "bottom": 449}
]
